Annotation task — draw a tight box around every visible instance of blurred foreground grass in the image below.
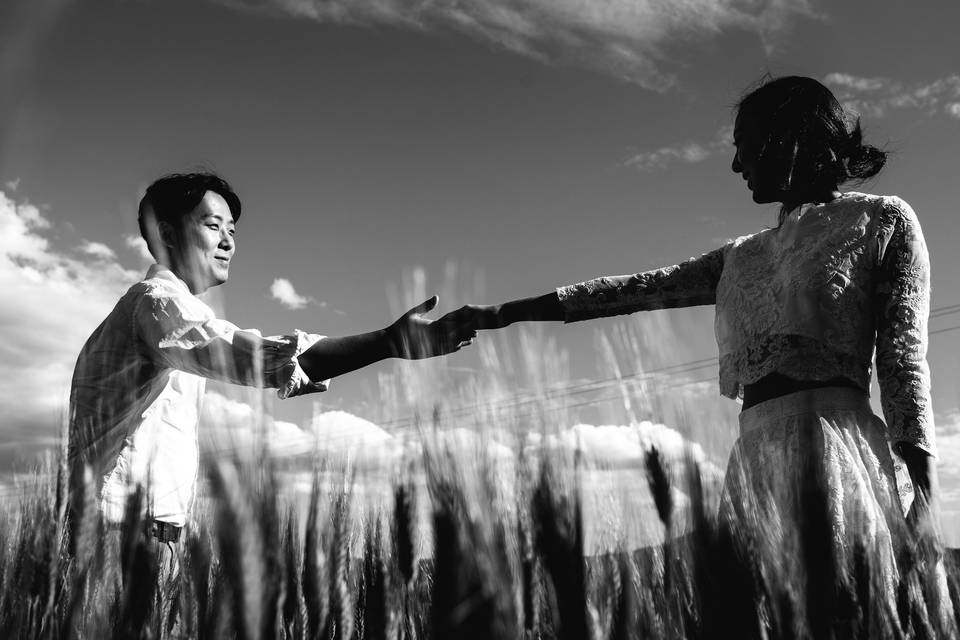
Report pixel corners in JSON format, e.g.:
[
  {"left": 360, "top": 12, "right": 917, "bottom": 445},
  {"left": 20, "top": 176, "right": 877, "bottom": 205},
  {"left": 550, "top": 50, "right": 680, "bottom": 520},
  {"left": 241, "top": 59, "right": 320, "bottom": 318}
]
[{"left": 0, "top": 437, "right": 957, "bottom": 639}]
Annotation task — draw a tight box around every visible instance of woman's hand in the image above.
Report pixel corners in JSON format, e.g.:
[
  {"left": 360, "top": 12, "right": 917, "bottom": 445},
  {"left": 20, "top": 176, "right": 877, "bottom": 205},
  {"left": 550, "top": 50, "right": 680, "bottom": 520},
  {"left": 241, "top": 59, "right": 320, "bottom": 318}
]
[
  {"left": 434, "top": 293, "right": 564, "bottom": 332},
  {"left": 900, "top": 444, "right": 941, "bottom": 539},
  {"left": 438, "top": 304, "right": 507, "bottom": 331},
  {"left": 386, "top": 296, "right": 478, "bottom": 360}
]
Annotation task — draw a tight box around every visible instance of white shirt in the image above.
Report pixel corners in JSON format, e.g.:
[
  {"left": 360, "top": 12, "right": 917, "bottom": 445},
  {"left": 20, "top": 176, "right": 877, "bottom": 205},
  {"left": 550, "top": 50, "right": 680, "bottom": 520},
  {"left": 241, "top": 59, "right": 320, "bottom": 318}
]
[{"left": 68, "top": 264, "right": 328, "bottom": 526}]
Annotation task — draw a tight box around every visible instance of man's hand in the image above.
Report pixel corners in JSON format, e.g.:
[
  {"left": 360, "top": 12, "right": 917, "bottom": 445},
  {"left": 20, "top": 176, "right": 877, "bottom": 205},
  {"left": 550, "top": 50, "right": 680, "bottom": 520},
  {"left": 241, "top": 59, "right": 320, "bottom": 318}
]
[{"left": 386, "top": 296, "right": 478, "bottom": 360}]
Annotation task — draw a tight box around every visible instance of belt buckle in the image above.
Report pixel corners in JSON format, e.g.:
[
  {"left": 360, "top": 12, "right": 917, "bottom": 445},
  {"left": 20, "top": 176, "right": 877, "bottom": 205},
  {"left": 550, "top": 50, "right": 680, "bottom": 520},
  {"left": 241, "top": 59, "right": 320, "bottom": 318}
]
[{"left": 148, "top": 520, "right": 182, "bottom": 544}]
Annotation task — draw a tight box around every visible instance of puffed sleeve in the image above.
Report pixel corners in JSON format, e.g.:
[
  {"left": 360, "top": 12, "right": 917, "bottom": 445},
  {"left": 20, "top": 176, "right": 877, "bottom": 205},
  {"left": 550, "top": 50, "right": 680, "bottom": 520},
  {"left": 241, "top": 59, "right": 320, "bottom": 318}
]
[
  {"left": 134, "top": 283, "right": 330, "bottom": 399},
  {"left": 556, "top": 244, "right": 727, "bottom": 323},
  {"left": 874, "top": 196, "right": 935, "bottom": 457}
]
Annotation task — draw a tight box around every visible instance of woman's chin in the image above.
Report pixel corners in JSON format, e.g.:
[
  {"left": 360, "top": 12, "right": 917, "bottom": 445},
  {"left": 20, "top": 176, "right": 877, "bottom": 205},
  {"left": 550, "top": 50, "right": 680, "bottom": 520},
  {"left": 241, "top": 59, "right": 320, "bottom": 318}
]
[{"left": 750, "top": 189, "right": 778, "bottom": 205}]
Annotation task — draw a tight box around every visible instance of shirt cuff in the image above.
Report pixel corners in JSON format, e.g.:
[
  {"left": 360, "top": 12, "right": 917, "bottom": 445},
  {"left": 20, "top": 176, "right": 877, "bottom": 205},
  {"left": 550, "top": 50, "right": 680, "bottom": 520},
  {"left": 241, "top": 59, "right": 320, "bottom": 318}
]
[
  {"left": 278, "top": 330, "right": 331, "bottom": 399},
  {"left": 556, "top": 284, "right": 593, "bottom": 323},
  {"left": 891, "top": 436, "right": 937, "bottom": 460}
]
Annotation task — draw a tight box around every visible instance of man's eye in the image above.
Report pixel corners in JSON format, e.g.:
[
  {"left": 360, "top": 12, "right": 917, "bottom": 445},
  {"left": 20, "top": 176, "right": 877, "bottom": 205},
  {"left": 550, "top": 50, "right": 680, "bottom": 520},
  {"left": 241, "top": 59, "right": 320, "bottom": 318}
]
[
  {"left": 207, "top": 224, "right": 219, "bottom": 230},
  {"left": 228, "top": 229, "right": 236, "bottom": 237}
]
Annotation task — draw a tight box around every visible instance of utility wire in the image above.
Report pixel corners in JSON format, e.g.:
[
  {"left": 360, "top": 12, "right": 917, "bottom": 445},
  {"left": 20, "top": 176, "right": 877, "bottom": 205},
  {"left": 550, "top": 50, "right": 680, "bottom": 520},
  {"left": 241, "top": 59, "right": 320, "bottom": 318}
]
[{"left": 6, "top": 303, "right": 960, "bottom": 494}]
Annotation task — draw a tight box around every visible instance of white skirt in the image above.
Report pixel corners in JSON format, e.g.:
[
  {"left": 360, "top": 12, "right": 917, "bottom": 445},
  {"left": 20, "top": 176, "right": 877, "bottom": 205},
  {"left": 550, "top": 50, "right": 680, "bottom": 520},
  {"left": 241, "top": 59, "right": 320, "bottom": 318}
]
[{"left": 717, "top": 387, "right": 917, "bottom": 634}]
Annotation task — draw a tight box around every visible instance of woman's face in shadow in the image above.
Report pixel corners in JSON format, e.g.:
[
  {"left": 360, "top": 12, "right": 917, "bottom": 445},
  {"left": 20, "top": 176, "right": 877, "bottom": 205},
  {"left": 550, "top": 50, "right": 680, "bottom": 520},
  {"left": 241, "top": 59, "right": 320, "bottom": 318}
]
[{"left": 731, "top": 111, "right": 786, "bottom": 205}]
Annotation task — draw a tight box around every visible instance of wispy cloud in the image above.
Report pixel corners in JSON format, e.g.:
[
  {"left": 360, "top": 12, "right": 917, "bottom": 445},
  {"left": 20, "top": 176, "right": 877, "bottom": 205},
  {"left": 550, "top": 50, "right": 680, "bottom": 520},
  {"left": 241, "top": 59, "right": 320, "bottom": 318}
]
[
  {"left": 624, "top": 72, "right": 960, "bottom": 172},
  {"left": 624, "top": 124, "right": 732, "bottom": 171},
  {"left": 77, "top": 240, "right": 117, "bottom": 261},
  {"left": 213, "top": 0, "right": 815, "bottom": 89},
  {"left": 824, "top": 72, "right": 960, "bottom": 119},
  {"left": 0, "top": 189, "right": 140, "bottom": 455},
  {"left": 270, "top": 276, "right": 317, "bottom": 309},
  {"left": 625, "top": 141, "right": 713, "bottom": 171},
  {"left": 123, "top": 234, "right": 153, "bottom": 265}
]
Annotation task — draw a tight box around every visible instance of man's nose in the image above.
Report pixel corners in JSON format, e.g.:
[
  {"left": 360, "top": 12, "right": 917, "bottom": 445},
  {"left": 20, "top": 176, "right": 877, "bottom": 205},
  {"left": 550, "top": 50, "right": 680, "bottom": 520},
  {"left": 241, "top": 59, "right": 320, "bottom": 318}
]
[
  {"left": 731, "top": 151, "right": 741, "bottom": 174},
  {"left": 219, "top": 230, "right": 234, "bottom": 251}
]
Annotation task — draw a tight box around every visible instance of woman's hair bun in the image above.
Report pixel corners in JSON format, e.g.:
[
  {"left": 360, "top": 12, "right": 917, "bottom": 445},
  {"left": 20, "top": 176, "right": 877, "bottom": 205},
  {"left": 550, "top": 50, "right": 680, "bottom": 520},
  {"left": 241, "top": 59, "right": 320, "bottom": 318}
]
[{"left": 738, "top": 76, "right": 887, "bottom": 190}]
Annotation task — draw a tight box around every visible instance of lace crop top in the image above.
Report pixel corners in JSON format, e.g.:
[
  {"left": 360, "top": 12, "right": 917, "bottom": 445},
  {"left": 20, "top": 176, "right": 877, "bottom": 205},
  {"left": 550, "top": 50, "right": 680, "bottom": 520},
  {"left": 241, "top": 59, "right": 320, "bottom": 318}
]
[{"left": 556, "top": 192, "right": 934, "bottom": 456}]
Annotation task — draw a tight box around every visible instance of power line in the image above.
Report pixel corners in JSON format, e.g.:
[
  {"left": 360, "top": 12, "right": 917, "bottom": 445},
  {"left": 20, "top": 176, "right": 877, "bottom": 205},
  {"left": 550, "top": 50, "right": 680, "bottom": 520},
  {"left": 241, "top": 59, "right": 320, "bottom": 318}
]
[
  {"left": 931, "top": 304, "right": 960, "bottom": 319},
  {"left": 7, "top": 303, "right": 960, "bottom": 492},
  {"left": 930, "top": 324, "right": 960, "bottom": 336},
  {"left": 145, "top": 306, "right": 960, "bottom": 459}
]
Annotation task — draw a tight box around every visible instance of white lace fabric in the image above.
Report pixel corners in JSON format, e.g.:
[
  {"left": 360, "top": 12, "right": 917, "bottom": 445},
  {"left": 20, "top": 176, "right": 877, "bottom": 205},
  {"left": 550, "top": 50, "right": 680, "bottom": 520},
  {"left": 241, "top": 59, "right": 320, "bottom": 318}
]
[{"left": 557, "top": 192, "right": 934, "bottom": 456}]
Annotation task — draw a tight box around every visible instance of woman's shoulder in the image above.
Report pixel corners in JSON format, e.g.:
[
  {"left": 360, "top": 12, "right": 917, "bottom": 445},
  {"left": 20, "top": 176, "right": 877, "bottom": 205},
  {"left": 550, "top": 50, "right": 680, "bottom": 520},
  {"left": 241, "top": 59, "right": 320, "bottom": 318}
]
[
  {"left": 725, "top": 227, "right": 771, "bottom": 251},
  {"left": 830, "top": 192, "right": 922, "bottom": 235},
  {"left": 837, "top": 191, "right": 917, "bottom": 216}
]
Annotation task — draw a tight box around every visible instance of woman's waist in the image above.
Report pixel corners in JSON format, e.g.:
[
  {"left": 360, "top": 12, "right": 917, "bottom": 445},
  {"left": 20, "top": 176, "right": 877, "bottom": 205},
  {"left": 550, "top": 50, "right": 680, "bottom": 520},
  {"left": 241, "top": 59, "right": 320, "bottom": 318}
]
[
  {"left": 738, "top": 378, "right": 873, "bottom": 434},
  {"left": 741, "top": 372, "right": 864, "bottom": 410}
]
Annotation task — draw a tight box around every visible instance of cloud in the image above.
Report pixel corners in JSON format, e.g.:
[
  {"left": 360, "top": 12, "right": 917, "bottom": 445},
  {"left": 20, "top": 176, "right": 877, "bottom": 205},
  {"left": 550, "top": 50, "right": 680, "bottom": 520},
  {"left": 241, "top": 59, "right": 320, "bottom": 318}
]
[
  {"left": 213, "top": 0, "right": 815, "bottom": 90},
  {"left": 198, "top": 389, "right": 314, "bottom": 458},
  {"left": 932, "top": 410, "right": 960, "bottom": 546},
  {"left": 937, "top": 409, "right": 960, "bottom": 436},
  {"left": 270, "top": 277, "right": 316, "bottom": 309},
  {"left": 200, "top": 394, "right": 405, "bottom": 468},
  {"left": 534, "top": 420, "right": 720, "bottom": 475},
  {"left": 626, "top": 141, "right": 713, "bottom": 171},
  {"left": 124, "top": 234, "right": 154, "bottom": 265},
  {"left": 78, "top": 240, "right": 117, "bottom": 261},
  {"left": 625, "top": 72, "right": 960, "bottom": 173},
  {"left": 624, "top": 124, "right": 733, "bottom": 171},
  {"left": 0, "top": 190, "right": 141, "bottom": 456},
  {"left": 823, "top": 72, "right": 960, "bottom": 119}
]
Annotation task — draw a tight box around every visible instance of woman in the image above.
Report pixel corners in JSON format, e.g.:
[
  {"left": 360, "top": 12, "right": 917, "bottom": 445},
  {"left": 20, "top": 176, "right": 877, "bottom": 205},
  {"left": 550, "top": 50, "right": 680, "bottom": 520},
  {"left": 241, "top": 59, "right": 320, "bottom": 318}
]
[{"left": 446, "top": 76, "right": 950, "bottom": 635}]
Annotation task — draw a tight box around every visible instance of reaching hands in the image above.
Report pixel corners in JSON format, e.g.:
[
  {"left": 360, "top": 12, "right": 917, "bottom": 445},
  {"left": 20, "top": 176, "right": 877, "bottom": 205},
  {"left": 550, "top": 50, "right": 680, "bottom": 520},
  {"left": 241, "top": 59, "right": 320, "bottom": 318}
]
[
  {"left": 437, "top": 293, "right": 564, "bottom": 331},
  {"left": 384, "top": 292, "right": 563, "bottom": 361},
  {"left": 386, "top": 296, "right": 479, "bottom": 360},
  {"left": 437, "top": 304, "right": 507, "bottom": 332}
]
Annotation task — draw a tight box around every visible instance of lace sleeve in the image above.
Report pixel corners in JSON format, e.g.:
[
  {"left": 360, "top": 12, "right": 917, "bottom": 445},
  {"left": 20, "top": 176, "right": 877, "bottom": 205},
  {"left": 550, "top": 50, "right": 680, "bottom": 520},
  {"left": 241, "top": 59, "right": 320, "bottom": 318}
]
[
  {"left": 874, "top": 196, "right": 935, "bottom": 456},
  {"left": 556, "top": 245, "right": 726, "bottom": 323}
]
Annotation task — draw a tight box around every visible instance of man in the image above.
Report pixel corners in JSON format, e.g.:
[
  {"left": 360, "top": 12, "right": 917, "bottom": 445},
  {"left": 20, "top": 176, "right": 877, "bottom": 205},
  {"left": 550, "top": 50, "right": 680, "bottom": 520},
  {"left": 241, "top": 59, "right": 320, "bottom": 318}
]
[{"left": 68, "top": 172, "right": 474, "bottom": 546}]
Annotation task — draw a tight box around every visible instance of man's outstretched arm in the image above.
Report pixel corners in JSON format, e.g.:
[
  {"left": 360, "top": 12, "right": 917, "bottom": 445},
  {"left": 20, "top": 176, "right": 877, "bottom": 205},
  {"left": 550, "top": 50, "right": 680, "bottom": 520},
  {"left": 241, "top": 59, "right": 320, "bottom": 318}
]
[
  {"left": 297, "top": 295, "right": 476, "bottom": 382},
  {"left": 139, "top": 288, "right": 475, "bottom": 395}
]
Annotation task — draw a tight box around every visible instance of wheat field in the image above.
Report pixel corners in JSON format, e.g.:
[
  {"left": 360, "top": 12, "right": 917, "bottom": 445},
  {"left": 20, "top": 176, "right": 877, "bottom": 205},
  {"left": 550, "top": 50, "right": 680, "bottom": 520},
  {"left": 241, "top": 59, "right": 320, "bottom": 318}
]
[{"left": 2, "top": 316, "right": 958, "bottom": 639}]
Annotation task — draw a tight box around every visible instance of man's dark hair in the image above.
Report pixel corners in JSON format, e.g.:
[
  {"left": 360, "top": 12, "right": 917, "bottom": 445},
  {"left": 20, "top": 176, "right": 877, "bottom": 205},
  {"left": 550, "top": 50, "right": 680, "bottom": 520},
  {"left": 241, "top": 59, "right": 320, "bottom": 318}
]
[
  {"left": 736, "top": 75, "right": 887, "bottom": 194},
  {"left": 138, "top": 172, "right": 242, "bottom": 259}
]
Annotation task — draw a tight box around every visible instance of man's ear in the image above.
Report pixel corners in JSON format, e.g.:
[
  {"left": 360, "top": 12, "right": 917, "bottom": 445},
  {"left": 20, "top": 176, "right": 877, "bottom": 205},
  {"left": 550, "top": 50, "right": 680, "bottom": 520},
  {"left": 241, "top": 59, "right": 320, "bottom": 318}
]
[
  {"left": 157, "top": 220, "right": 176, "bottom": 249},
  {"left": 140, "top": 202, "right": 171, "bottom": 265}
]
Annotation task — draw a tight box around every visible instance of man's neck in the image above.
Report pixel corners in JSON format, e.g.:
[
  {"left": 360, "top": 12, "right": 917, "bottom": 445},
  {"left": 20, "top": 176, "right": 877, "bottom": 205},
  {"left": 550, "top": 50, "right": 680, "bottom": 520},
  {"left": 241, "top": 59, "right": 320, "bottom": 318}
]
[{"left": 160, "top": 261, "right": 208, "bottom": 295}]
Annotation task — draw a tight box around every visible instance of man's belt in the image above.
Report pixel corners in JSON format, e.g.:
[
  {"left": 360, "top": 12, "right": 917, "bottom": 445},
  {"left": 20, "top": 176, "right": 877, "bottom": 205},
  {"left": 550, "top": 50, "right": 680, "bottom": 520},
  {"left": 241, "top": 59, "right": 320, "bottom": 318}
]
[
  {"left": 106, "top": 518, "right": 183, "bottom": 543},
  {"left": 146, "top": 520, "right": 182, "bottom": 544}
]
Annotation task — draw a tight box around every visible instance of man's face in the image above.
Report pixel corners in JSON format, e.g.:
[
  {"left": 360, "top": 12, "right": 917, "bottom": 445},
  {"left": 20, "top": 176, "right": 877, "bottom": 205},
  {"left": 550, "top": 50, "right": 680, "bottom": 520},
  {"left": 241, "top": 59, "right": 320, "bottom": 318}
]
[{"left": 168, "top": 190, "right": 236, "bottom": 293}]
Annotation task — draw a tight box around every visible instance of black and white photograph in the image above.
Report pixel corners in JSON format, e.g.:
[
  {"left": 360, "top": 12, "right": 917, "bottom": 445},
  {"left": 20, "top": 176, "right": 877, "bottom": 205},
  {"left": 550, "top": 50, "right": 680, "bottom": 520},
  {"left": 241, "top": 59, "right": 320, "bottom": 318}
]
[{"left": 1, "top": 0, "right": 959, "bottom": 637}]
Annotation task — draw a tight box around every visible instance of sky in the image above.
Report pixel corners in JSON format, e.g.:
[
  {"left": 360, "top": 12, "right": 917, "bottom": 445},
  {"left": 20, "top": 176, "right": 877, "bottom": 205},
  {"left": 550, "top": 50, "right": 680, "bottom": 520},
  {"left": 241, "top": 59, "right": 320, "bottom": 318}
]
[{"left": 1, "top": 0, "right": 959, "bottom": 540}]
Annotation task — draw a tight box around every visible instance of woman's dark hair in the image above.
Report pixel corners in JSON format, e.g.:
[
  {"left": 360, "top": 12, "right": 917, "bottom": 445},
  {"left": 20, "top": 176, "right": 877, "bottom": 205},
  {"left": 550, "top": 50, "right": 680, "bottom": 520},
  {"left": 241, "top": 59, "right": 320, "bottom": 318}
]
[
  {"left": 736, "top": 76, "right": 887, "bottom": 193},
  {"left": 137, "top": 172, "right": 241, "bottom": 259}
]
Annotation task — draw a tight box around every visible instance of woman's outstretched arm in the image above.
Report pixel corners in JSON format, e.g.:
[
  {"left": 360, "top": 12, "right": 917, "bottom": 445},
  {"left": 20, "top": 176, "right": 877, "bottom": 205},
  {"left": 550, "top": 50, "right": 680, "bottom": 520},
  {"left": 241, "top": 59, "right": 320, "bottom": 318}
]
[
  {"left": 445, "top": 292, "right": 565, "bottom": 330},
  {"left": 444, "top": 245, "right": 727, "bottom": 331}
]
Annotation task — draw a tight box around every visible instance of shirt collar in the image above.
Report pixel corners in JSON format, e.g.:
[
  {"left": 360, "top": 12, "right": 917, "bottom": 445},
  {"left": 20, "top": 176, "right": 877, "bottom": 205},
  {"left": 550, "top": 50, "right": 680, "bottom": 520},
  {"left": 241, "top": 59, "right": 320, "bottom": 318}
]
[{"left": 145, "top": 263, "right": 193, "bottom": 295}]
